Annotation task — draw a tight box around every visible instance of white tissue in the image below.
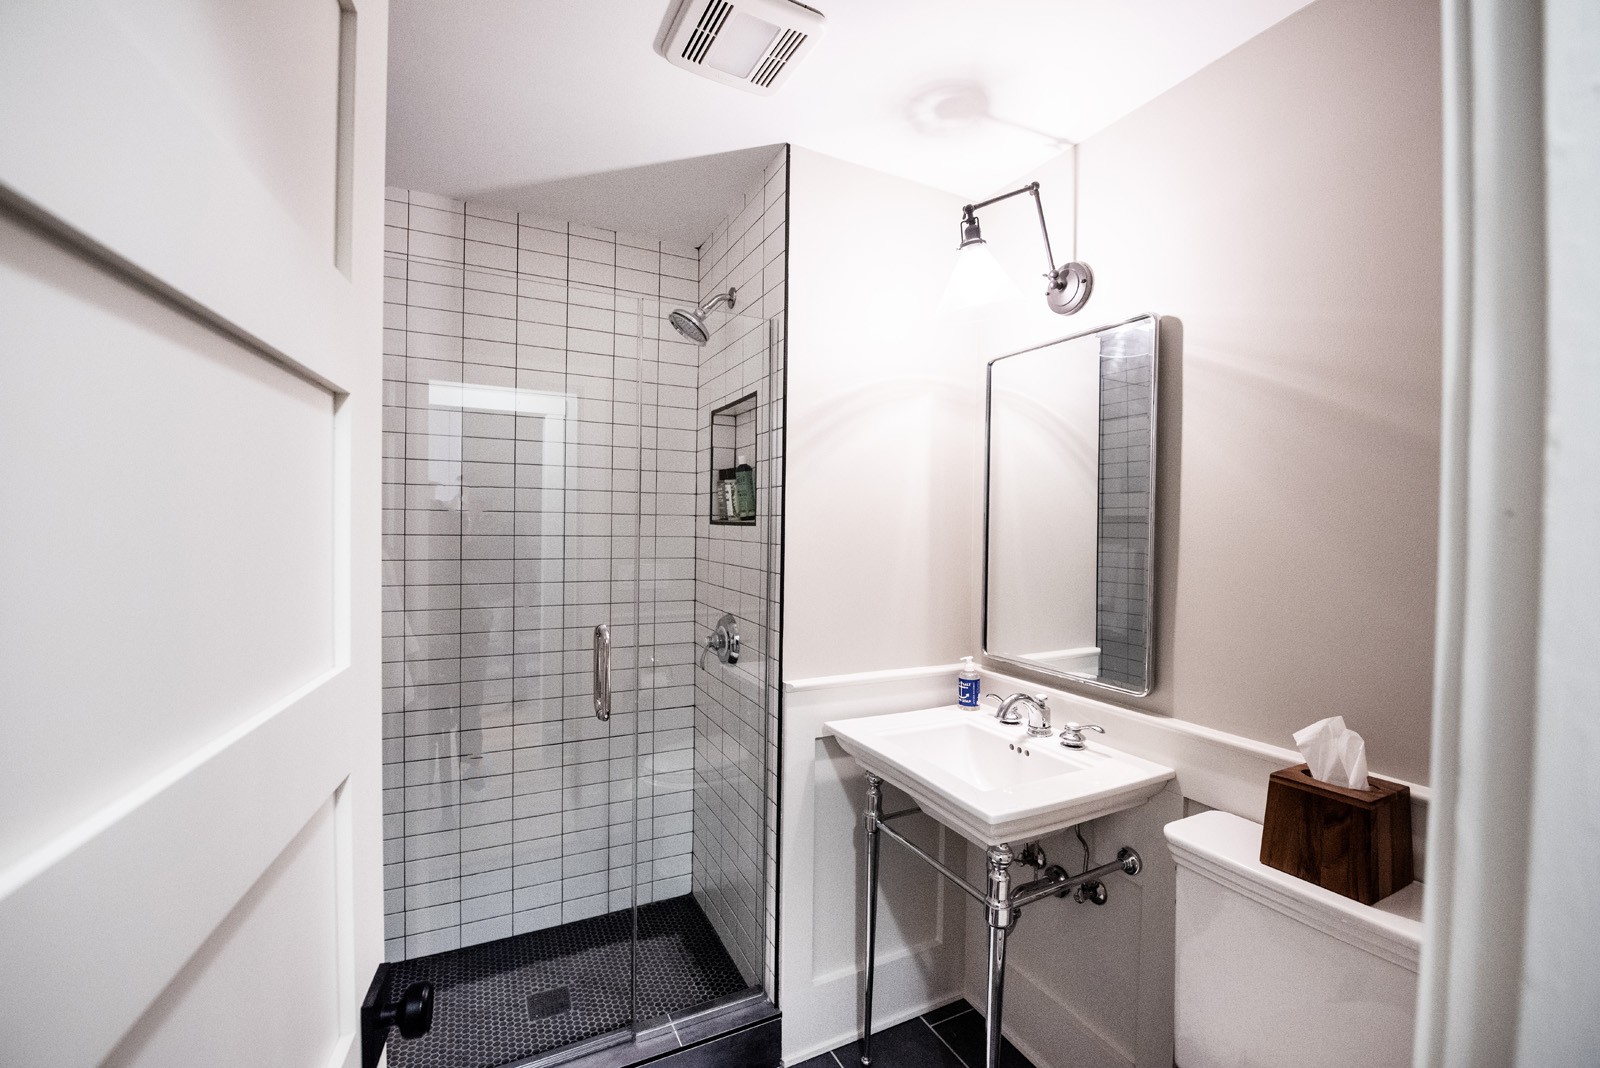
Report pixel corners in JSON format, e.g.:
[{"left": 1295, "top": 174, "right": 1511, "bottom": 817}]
[{"left": 1293, "top": 716, "right": 1370, "bottom": 790}]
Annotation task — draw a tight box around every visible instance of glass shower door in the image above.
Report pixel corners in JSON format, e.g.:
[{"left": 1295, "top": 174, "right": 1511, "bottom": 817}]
[
  {"left": 386, "top": 278, "right": 648, "bottom": 1068},
  {"left": 384, "top": 256, "right": 782, "bottom": 1066}
]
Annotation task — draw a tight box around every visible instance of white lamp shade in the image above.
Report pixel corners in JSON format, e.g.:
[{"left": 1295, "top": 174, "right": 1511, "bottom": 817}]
[{"left": 943, "top": 240, "right": 1017, "bottom": 310}]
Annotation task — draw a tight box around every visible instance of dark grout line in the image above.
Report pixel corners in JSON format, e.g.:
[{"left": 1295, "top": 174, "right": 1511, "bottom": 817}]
[
  {"left": 932, "top": 1002, "right": 976, "bottom": 1024},
  {"left": 923, "top": 1016, "right": 975, "bottom": 1068}
]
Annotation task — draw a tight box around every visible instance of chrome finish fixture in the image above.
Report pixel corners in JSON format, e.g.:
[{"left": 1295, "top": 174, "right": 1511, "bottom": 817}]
[
  {"left": 592, "top": 623, "right": 611, "bottom": 721},
  {"left": 982, "top": 314, "right": 1161, "bottom": 698},
  {"left": 983, "top": 843, "right": 1014, "bottom": 1068},
  {"left": 860, "top": 775, "right": 884, "bottom": 1067},
  {"left": 1046, "top": 260, "right": 1094, "bottom": 315},
  {"left": 666, "top": 287, "right": 737, "bottom": 346},
  {"left": 875, "top": 818, "right": 986, "bottom": 904},
  {"left": 980, "top": 692, "right": 1020, "bottom": 725},
  {"left": 1073, "top": 880, "right": 1109, "bottom": 905},
  {"left": 984, "top": 692, "right": 1052, "bottom": 736},
  {"left": 956, "top": 182, "right": 1093, "bottom": 316},
  {"left": 858, "top": 788, "right": 1145, "bottom": 1068},
  {"left": 1023, "top": 694, "right": 1052, "bottom": 737},
  {"left": 1058, "top": 722, "right": 1105, "bottom": 750},
  {"left": 698, "top": 612, "right": 741, "bottom": 669}
]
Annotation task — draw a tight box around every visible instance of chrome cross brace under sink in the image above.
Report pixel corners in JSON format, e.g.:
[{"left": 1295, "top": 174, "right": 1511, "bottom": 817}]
[{"left": 857, "top": 774, "right": 1144, "bottom": 1068}]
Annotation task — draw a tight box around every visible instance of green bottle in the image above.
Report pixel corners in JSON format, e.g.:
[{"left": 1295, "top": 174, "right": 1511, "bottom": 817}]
[{"left": 734, "top": 455, "right": 756, "bottom": 520}]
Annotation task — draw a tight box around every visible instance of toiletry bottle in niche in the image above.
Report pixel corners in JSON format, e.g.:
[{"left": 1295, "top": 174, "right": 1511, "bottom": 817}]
[
  {"left": 734, "top": 455, "right": 756, "bottom": 520},
  {"left": 717, "top": 467, "right": 736, "bottom": 521},
  {"left": 958, "top": 656, "right": 981, "bottom": 709}
]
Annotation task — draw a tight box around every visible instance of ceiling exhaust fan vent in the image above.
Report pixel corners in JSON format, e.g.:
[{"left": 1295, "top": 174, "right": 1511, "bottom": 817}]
[
  {"left": 657, "top": 0, "right": 826, "bottom": 96},
  {"left": 680, "top": 1, "right": 732, "bottom": 65}
]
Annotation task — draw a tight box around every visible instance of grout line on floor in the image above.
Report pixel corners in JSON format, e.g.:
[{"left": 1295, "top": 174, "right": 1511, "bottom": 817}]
[
  {"left": 924, "top": 1016, "right": 974, "bottom": 1068},
  {"left": 827, "top": 1050, "right": 845, "bottom": 1067}
]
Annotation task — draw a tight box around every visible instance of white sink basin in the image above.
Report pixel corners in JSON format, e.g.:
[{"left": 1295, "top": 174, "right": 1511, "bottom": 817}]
[{"left": 827, "top": 705, "right": 1175, "bottom": 846}]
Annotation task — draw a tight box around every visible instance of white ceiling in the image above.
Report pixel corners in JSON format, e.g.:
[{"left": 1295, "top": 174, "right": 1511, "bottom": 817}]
[{"left": 387, "top": 0, "right": 1314, "bottom": 246}]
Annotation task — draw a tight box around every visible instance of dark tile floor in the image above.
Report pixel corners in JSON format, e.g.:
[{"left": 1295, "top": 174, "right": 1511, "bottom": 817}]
[
  {"left": 791, "top": 1000, "right": 1036, "bottom": 1068},
  {"left": 385, "top": 896, "right": 750, "bottom": 1068}
]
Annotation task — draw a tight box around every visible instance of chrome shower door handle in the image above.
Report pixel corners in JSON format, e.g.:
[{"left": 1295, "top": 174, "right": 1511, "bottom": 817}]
[{"left": 593, "top": 623, "right": 611, "bottom": 722}]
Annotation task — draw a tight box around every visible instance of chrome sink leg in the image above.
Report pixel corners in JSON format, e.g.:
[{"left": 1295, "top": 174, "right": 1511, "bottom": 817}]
[
  {"left": 860, "top": 775, "right": 883, "bottom": 1066},
  {"left": 984, "top": 843, "right": 1015, "bottom": 1068}
]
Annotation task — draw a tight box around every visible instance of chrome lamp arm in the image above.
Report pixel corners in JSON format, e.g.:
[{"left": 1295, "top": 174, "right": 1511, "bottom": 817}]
[{"left": 958, "top": 182, "right": 1093, "bottom": 315}]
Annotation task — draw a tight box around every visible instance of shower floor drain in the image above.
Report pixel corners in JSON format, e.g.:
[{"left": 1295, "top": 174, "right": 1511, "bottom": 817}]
[{"left": 527, "top": 988, "right": 571, "bottom": 1020}]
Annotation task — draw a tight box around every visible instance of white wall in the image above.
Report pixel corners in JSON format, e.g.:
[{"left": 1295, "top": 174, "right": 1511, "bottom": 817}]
[
  {"left": 783, "top": 148, "right": 985, "bottom": 680},
  {"left": 779, "top": 149, "right": 983, "bottom": 1060},
  {"left": 976, "top": 0, "right": 1443, "bottom": 788}
]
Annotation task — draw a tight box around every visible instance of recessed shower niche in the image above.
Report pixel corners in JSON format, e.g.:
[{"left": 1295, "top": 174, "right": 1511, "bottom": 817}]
[{"left": 709, "top": 393, "right": 758, "bottom": 525}]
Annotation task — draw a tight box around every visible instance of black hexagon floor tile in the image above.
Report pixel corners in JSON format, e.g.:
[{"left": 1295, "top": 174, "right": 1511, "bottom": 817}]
[{"left": 386, "top": 896, "right": 749, "bottom": 1068}]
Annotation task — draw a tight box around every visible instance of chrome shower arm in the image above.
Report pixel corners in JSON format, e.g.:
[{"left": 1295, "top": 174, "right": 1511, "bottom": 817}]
[{"left": 698, "top": 287, "right": 737, "bottom": 315}]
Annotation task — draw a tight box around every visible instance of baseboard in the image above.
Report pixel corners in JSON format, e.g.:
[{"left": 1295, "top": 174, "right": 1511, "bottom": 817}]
[
  {"left": 965, "top": 969, "right": 1136, "bottom": 1068},
  {"left": 781, "top": 990, "right": 963, "bottom": 1065}
]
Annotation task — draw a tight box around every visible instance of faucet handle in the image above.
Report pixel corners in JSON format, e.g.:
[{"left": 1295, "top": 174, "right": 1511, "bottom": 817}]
[
  {"left": 982, "top": 693, "right": 1023, "bottom": 725},
  {"left": 1058, "top": 722, "right": 1105, "bottom": 749},
  {"left": 1024, "top": 694, "right": 1053, "bottom": 737}
]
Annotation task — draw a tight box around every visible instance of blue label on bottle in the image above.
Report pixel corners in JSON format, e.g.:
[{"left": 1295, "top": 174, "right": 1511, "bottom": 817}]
[{"left": 958, "top": 677, "right": 979, "bottom": 707}]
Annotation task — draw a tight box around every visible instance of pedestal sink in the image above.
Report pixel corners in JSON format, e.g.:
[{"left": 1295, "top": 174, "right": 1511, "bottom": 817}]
[
  {"left": 827, "top": 704, "right": 1175, "bottom": 846},
  {"left": 826, "top": 703, "right": 1175, "bottom": 1068}
]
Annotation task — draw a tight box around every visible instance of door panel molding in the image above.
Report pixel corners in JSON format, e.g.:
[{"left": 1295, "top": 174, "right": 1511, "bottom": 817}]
[
  {"left": 0, "top": 674, "right": 360, "bottom": 1068},
  {"left": 0, "top": 0, "right": 368, "bottom": 390},
  {"left": 0, "top": 2, "right": 388, "bottom": 1064}
]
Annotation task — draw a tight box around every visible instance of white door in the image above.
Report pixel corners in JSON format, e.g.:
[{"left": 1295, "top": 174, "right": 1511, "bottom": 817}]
[{"left": 0, "top": 2, "right": 388, "bottom": 1066}]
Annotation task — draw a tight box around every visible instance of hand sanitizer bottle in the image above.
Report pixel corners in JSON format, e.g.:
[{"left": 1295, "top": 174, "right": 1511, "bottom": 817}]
[{"left": 958, "top": 657, "right": 980, "bottom": 709}]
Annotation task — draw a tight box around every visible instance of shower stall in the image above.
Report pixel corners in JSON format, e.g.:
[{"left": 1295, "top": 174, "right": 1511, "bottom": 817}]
[{"left": 379, "top": 175, "right": 786, "bottom": 1067}]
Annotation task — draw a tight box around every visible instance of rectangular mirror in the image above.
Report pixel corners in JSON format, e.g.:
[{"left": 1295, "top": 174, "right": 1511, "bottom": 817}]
[{"left": 983, "top": 314, "right": 1159, "bottom": 696}]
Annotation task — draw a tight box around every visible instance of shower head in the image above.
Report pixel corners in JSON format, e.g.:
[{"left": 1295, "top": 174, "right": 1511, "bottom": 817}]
[
  {"left": 667, "top": 308, "right": 711, "bottom": 345},
  {"left": 666, "top": 288, "right": 737, "bottom": 346}
]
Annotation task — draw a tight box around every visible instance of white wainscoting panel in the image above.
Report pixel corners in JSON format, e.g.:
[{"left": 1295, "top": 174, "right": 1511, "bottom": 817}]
[
  {"left": 779, "top": 664, "right": 1430, "bottom": 1068},
  {"left": 779, "top": 667, "right": 967, "bottom": 1063}
]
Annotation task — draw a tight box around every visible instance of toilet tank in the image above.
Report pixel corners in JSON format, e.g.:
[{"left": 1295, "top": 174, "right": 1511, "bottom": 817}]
[{"left": 1165, "top": 810, "right": 1424, "bottom": 1068}]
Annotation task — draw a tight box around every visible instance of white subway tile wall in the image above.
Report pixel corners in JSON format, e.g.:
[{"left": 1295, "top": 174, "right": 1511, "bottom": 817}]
[
  {"left": 381, "top": 146, "right": 787, "bottom": 1002},
  {"left": 691, "top": 149, "right": 787, "bottom": 991},
  {"left": 382, "top": 189, "right": 704, "bottom": 961}
]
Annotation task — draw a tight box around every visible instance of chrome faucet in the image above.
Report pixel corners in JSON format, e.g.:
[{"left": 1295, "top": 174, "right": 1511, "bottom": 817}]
[
  {"left": 984, "top": 692, "right": 1053, "bottom": 737},
  {"left": 1058, "top": 722, "right": 1105, "bottom": 749}
]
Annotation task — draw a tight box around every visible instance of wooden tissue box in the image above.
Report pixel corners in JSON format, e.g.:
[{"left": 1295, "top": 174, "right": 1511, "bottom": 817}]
[{"left": 1259, "top": 764, "right": 1414, "bottom": 905}]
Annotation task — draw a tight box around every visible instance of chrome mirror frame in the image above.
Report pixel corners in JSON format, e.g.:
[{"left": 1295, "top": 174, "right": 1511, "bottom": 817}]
[{"left": 981, "top": 313, "right": 1160, "bottom": 698}]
